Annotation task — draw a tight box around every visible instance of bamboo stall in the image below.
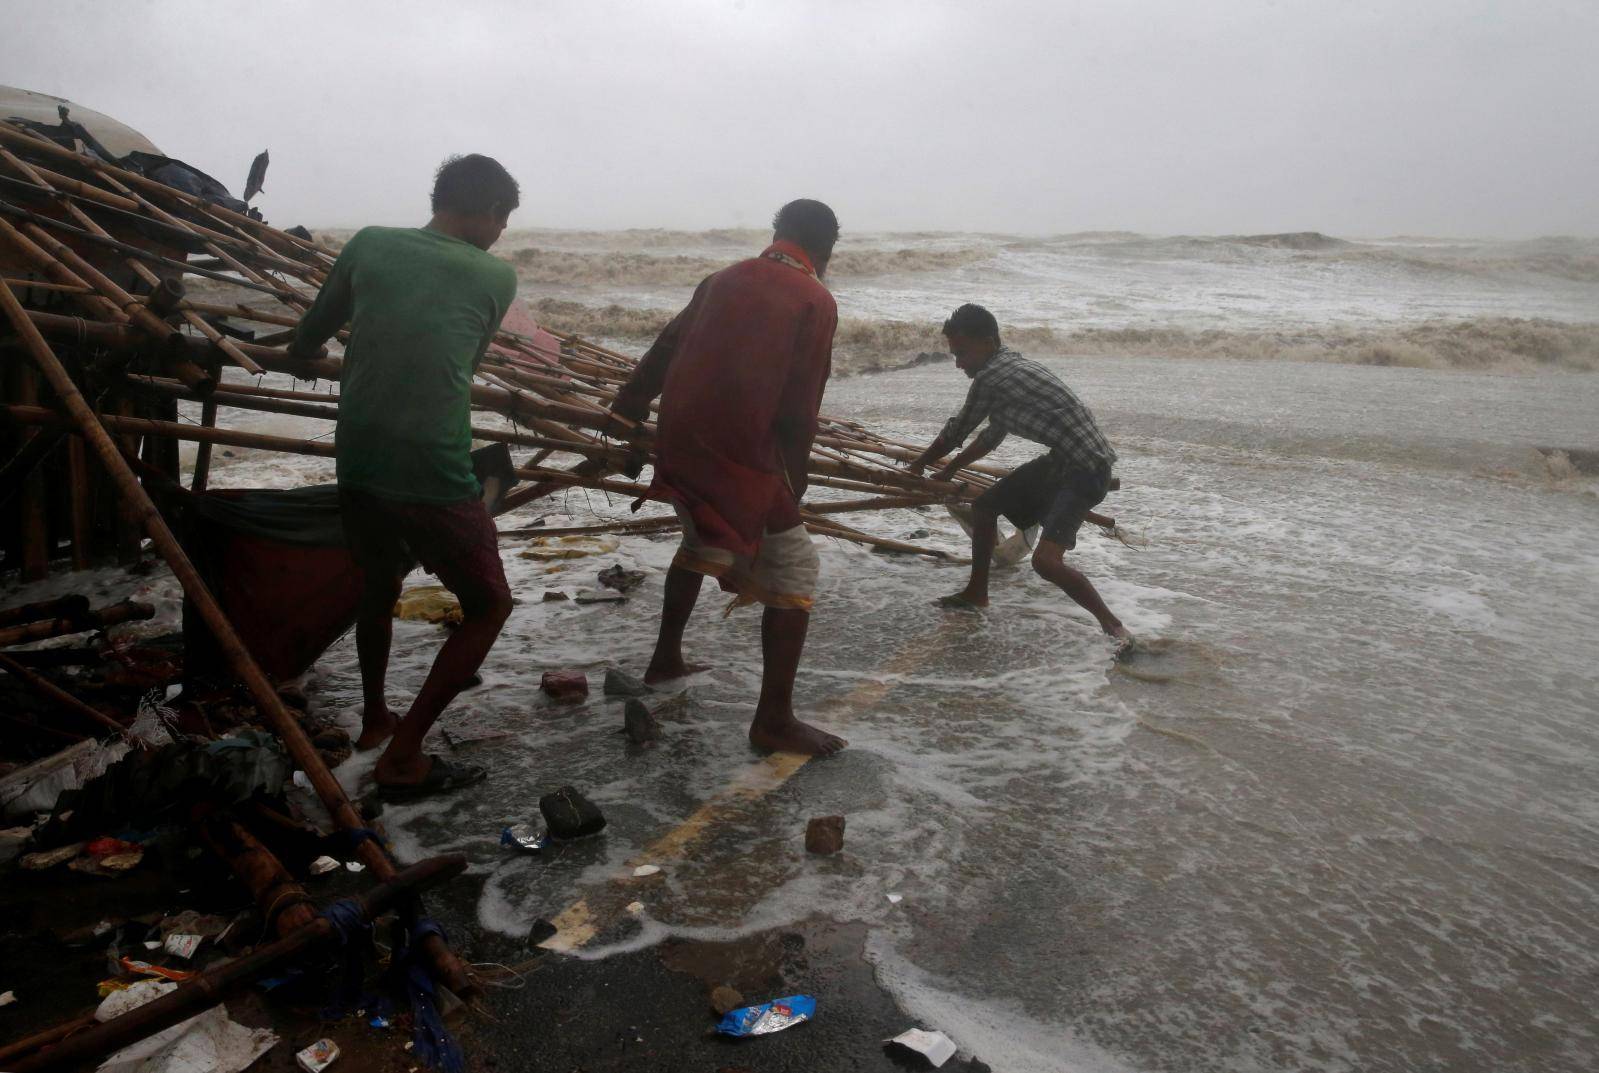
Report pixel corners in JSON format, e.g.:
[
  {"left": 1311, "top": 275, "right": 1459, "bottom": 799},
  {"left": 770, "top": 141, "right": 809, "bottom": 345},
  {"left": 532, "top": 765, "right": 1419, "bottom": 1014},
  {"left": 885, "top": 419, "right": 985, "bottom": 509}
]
[{"left": 0, "top": 105, "right": 1121, "bottom": 1066}]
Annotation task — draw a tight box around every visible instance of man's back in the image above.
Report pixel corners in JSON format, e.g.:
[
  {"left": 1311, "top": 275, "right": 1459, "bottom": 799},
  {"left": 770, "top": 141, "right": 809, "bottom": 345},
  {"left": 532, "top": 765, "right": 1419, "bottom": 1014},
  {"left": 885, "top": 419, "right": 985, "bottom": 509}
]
[
  {"left": 297, "top": 225, "right": 517, "bottom": 503},
  {"left": 656, "top": 252, "right": 836, "bottom": 484}
]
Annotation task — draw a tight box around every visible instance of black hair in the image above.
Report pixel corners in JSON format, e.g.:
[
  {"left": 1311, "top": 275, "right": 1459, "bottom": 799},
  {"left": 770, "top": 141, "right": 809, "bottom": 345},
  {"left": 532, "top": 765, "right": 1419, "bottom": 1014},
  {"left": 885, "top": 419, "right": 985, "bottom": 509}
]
[
  {"left": 942, "top": 303, "right": 1001, "bottom": 343},
  {"left": 431, "top": 154, "right": 520, "bottom": 217},
  {"left": 772, "top": 199, "right": 840, "bottom": 260}
]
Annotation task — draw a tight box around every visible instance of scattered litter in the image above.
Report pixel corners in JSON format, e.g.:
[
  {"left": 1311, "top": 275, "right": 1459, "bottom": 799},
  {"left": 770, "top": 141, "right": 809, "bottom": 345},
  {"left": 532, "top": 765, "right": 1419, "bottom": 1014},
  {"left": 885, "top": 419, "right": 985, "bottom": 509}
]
[
  {"left": 67, "top": 843, "right": 144, "bottom": 876},
  {"left": 309, "top": 855, "right": 340, "bottom": 876},
  {"left": 159, "top": 910, "right": 232, "bottom": 940},
  {"left": 598, "top": 564, "right": 647, "bottom": 593},
  {"left": 85, "top": 836, "right": 140, "bottom": 857},
  {"left": 716, "top": 995, "right": 817, "bottom": 1037},
  {"left": 163, "top": 934, "right": 203, "bottom": 960},
  {"left": 144, "top": 940, "right": 162, "bottom": 950},
  {"left": 20, "top": 841, "right": 85, "bottom": 870},
  {"left": 500, "top": 824, "right": 551, "bottom": 854},
  {"left": 118, "top": 958, "right": 195, "bottom": 983},
  {"left": 540, "top": 785, "right": 607, "bottom": 839},
  {"left": 884, "top": 1028, "right": 958, "bottom": 1068},
  {"left": 887, "top": 893, "right": 903, "bottom": 904},
  {"left": 344, "top": 861, "right": 364, "bottom": 873},
  {"left": 603, "top": 667, "right": 650, "bottom": 697},
  {"left": 632, "top": 864, "right": 661, "bottom": 878},
  {"left": 540, "top": 670, "right": 589, "bottom": 701},
  {"left": 96, "top": 979, "right": 176, "bottom": 1021},
  {"left": 0, "top": 990, "right": 14, "bottom": 1007},
  {"left": 623, "top": 698, "right": 662, "bottom": 744},
  {"left": 805, "top": 815, "right": 845, "bottom": 855},
  {"left": 393, "top": 585, "right": 463, "bottom": 625},
  {"left": 541, "top": 590, "right": 570, "bottom": 602},
  {"left": 625, "top": 901, "right": 644, "bottom": 914},
  {"left": 296, "top": 1038, "right": 340, "bottom": 1073},
  {"left": 710, "top": 985, "right": 744, "bottom": 1016},
  {"left": 574, "top": 589, "right": 626, "bottom": 604},
  {"left": 369, "top": 1015, "right": 391, "bottom": 1029}
]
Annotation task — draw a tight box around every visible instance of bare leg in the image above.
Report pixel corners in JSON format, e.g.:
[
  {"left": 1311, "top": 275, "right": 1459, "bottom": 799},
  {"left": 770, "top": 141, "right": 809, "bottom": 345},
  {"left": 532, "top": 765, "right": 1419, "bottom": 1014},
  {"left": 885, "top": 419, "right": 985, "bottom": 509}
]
[
  {"left": 1031, "top": 539, "right": 1129, "bottom": 640},
  {"left": 748, "top": 607, "right": 846, "bottom": 755},
  {"left": 644, "top": 563, "right": 712, "bottom": 685},
  {"left": 940, "top": 508, "right": 997, "bottom": 608},
  {"left": 354, "top": 570, "right": 403, "bottom": 751},
  {"left": 375, "top": 588, "right": 513, "bottom": 785}
]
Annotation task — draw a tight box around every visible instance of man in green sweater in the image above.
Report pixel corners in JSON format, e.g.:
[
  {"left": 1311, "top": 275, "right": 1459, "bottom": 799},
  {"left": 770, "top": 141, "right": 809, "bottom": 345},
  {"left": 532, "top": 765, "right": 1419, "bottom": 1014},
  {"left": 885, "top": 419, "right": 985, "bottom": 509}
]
[{"left": 290, "top": 154, "right": 519, "bottom": 800}]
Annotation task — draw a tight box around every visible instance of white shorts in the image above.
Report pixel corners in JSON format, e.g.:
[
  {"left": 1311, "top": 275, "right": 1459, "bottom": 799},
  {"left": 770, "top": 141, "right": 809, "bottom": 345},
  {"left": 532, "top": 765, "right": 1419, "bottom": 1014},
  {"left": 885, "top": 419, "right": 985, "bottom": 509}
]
[{"left": 672, "top": 503, "right": 819, "bottom": 611}]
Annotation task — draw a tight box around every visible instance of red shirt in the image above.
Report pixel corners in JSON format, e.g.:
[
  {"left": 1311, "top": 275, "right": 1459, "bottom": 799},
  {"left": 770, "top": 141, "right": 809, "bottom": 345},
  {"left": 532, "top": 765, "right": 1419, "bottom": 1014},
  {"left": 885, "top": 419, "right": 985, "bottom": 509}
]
[{"left": 614, "top": 241, "right": 837, "bottom": 557}]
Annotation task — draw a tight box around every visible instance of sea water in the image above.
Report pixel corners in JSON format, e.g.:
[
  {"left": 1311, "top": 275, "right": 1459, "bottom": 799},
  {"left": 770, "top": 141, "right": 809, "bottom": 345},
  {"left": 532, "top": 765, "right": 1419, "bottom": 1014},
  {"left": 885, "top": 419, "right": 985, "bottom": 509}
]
[{"left": 164, "top": 231, "right": 1599, "bottom": 1071}]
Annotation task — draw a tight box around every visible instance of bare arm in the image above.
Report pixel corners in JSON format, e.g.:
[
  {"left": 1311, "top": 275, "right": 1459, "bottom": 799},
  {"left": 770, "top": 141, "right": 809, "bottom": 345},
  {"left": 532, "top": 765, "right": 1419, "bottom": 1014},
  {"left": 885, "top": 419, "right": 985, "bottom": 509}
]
[
  {"left": 610, "top": 275, "right": 711, "bottom": 425},
  {"left": 288, "top": 232, "right": 359, "bottom": 358}
]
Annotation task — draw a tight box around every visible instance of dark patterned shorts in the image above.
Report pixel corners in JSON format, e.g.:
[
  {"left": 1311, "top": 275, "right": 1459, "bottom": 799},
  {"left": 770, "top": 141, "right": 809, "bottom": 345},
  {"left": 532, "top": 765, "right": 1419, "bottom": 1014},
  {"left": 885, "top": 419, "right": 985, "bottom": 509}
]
[
  {"left": 973, "top": 455, "right": 1111, "bottom": 550},
  {"left": 339, "top": 488, "right": 509, "bottom": 615}
]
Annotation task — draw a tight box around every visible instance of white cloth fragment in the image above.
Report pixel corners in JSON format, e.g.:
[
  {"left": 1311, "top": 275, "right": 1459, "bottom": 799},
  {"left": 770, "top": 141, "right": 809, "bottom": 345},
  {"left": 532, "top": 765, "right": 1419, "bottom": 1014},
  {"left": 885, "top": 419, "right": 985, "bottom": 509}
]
[
  {"left": 94, "top": 978, "right": 277, "bottom": 1073},
  {"left": 885, "top": 1028, "right": 958, "bottom": 1068}
]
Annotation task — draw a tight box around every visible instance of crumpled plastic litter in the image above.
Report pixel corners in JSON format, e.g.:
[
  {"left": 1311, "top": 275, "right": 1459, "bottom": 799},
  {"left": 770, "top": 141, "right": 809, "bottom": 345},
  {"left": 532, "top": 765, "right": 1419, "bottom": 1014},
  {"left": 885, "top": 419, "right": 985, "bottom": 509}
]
[{"left": 716, "top": 995, "right": 817, "bottom": 1037}]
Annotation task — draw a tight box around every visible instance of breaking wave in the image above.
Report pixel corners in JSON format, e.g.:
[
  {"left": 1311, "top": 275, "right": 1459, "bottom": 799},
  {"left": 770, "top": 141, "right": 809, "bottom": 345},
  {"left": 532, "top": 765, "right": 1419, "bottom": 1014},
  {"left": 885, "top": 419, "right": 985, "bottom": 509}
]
[
  {"left": 528, "top": 298, "right": 1599, "bottom": 376},
  {"left": 500, "top": 243, "right": 994, "bottom": 286}
]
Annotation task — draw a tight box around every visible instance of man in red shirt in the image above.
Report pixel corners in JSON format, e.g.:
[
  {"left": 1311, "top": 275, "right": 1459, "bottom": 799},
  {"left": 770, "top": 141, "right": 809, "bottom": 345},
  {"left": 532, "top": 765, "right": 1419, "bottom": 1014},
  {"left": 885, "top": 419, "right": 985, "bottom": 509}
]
[{"left": 610, "top": 200, "right": 845, "bottom": 755}]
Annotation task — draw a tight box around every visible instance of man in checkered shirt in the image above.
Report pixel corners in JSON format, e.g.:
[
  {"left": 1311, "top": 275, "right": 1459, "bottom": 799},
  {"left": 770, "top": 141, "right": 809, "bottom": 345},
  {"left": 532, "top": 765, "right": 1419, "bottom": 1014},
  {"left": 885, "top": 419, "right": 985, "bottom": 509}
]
[{"left": 910, "top": 304, "right": 1130, "bottom": 643}]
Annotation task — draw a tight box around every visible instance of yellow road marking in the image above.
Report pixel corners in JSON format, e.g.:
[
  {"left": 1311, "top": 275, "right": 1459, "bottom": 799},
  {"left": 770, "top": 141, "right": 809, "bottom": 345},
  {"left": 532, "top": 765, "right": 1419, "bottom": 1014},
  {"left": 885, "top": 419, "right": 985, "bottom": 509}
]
[{"left": 540, "top": 621, "right": 954, "bottom": 953}]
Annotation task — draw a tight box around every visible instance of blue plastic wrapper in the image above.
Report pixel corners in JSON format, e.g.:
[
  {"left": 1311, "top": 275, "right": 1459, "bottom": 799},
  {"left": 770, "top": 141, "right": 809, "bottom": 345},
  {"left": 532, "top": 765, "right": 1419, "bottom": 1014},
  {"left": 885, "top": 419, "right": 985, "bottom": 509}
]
[{"left": 716, "top": 995, "right": 817, "bottom": 1037}]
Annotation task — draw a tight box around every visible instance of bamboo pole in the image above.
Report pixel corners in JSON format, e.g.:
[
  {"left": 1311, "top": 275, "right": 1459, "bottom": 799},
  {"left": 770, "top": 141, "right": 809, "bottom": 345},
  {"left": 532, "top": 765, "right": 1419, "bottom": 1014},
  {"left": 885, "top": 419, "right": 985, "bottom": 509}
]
[
  {"left": 0, "top": 599, "right": 152, "bottom": 648},
  {"left": 67, "top": 435, "right": 91, "bottom": 568},
  {"left": 0, "top": 148, "right": 262, "bottom": 375},
  {"left": 0, "top": 653, "right": 130, "bottom": 738},
  {"left": 0, "top": 594, "right": 90, "bottom": 629},
  {"left": 0, "top": 279, "right": 478, "bottom": 999},
  {"left": 196, "top": 813, "right": 319, "bottom": 935},
  {"left": 191, "top": 397, "right": 217, "bottom": 492}
]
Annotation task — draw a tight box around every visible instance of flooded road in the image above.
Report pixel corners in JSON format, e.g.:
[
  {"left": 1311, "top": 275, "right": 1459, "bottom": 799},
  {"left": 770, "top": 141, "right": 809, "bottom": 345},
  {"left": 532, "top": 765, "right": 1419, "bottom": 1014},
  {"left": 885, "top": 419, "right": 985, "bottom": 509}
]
[{"left": 289, "top": 355, "right": 1599, "bottom": 1072}]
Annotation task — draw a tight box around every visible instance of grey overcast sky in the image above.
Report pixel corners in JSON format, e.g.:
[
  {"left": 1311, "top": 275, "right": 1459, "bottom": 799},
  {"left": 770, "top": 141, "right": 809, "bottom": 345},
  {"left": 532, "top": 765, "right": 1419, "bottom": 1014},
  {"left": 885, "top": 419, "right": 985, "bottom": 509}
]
[{"left": 6, "top": 0, "right": 1596, "bottom": 237}]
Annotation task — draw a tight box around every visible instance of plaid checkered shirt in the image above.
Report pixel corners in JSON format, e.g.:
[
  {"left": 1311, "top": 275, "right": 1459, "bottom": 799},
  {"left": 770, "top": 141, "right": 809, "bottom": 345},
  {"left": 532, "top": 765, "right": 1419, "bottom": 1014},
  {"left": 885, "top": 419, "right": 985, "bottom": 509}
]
[{"left": 939, "top": 347, "right": 1116, "bottom": 473}]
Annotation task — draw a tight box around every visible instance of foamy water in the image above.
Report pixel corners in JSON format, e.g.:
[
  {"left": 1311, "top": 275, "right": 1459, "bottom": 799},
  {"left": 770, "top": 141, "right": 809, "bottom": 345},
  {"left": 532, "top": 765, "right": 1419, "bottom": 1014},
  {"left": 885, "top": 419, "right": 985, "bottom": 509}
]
[{"left": 168, "top": 351, "right": 1599, "bottom": 1072}]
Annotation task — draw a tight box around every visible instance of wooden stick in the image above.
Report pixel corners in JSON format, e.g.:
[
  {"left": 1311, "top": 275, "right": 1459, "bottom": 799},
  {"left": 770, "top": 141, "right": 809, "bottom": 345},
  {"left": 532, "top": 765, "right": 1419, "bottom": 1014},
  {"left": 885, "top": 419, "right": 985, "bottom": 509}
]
[
  {"left": 0, "top": 280, "right": 477, "bottom": 999},
  {"left": 0, "top": 599, "right": 153, "bottom": 649},
  {"left": 191, "top": 397, "right": 217, "bottom": 491},
  {"left": 0, "top": 653, "right": 130, "bottom": 738},
  {"left": 0, "top": 594, "right": 90, "bottom": 629}
]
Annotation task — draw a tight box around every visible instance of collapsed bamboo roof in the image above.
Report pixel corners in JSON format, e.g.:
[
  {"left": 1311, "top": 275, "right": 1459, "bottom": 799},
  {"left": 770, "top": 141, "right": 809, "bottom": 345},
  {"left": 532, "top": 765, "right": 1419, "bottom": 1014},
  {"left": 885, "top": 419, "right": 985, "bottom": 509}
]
[{"left": 0, "top": 117, "right": 1038, "bottom": 559}]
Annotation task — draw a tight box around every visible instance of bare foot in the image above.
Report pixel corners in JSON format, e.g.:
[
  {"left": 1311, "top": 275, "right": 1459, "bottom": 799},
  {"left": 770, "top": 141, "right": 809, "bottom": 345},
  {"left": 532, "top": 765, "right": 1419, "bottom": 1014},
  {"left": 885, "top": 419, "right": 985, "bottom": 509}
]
[
  {"left": 936, "top": 591, "right": 988, "bottom": 610},
  {"left": 749, "top": 716, "right": 847, "bottom": 756},
  {"left": 372, "top": 746, "right": 430, "bottom": 786},
  {"left": 355, "top": 705, "right": 399, "bottom": 751},
  {"left": 644, "top": 660, "right": 712, "bottom": 686}
]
